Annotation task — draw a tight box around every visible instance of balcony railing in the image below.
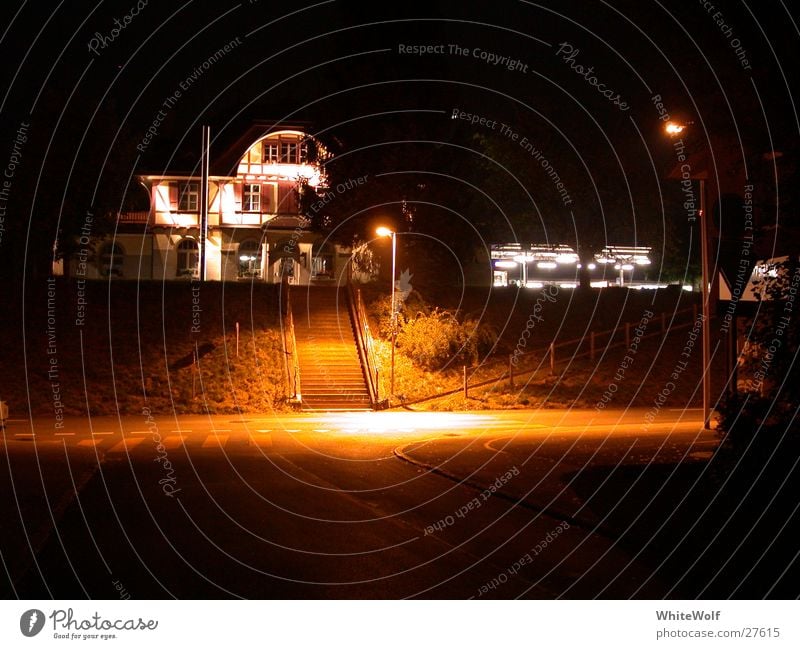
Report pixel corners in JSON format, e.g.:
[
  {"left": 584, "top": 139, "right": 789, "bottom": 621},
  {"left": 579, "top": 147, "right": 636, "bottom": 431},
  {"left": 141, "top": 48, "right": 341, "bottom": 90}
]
[{"left": 118, "top": 211, "right": 151, "bottom": 223}]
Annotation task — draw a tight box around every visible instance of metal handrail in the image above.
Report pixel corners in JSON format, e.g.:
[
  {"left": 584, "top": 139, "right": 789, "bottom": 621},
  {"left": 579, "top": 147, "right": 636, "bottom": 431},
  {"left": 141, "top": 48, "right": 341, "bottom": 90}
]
[
  {"left": 281, "top": 285, "right": 302, "bottom": 403},
  {"left": 348, "top": 283, "right": 381, "bottom": 407}
]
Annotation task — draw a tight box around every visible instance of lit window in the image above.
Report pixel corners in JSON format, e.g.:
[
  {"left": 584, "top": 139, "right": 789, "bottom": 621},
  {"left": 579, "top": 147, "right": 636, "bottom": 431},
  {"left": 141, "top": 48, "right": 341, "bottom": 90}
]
[
  {"left": 238, "top": 240, "right": 262, "bottom": 278},
  {"left": 98, "top": 242, "right": 124, "bottom": 277},
  {"left": 280, "top": 141, "right": 298, "bottom": 163},
  {"left": 263, "top": 142, "right": 279, "bottom": 163},
  {"left": 243, "top": 184, "right": 261, "bottom": 211},
  {"left": 178, "top": 182, "right": 199, "bottom": 211},
  {"left": 177, "top": 238, "right": 199, "bottom": 278}
]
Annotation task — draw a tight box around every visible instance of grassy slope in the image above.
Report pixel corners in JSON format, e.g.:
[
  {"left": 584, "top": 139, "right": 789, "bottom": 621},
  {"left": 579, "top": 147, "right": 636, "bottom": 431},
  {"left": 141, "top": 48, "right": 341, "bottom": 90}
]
[{"left": 0, "top": 279, "right": 288, "bottom": 419}]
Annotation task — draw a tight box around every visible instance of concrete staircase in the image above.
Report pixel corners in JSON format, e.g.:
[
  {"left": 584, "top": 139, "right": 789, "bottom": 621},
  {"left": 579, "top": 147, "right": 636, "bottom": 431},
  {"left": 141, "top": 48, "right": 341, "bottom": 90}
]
[{"left": 292, "top": 287, "right": 372, "bottom": 411}]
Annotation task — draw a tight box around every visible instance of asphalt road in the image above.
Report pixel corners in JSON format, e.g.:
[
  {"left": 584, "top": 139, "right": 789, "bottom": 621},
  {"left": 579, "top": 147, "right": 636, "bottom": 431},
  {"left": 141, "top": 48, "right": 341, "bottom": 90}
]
[{"left": 1, "top": 408, "right": 795, "bottom": 598}]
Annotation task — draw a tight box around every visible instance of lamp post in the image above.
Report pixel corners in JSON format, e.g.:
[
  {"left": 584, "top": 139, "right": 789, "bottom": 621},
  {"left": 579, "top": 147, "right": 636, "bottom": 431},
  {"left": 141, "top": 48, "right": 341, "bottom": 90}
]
[
  {"left": 666, "top": 121, "right": 712, "bottom": 429},
  {"left": 376, "top": 227, "right": 397, "bottom": 395}
]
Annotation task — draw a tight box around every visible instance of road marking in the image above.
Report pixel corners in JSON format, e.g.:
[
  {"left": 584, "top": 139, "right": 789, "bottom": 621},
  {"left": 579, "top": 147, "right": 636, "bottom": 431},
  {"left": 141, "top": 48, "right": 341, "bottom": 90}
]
[
  {"left": 255, "top": 429, "right": 272, "bottom": 433},
  {"left": 55, "top": 432, "right": 75, "bottom": 436},
  {"left": 202, "top": 434, "right": 229, "bottom": 448},
  {"left": 163, "top": 435, "right": 187, "bottom": 449},
  {"left": 108, "top": 437, "right": 146, "bottom": 453},
  {"left": 313, "top": 429, "right": 330, "bottom": 433},
  {"left": 129, "top": 431, "right": 151, "bottom": 436},
  {"left": 212, "top": 429, "right": 232, "bottom": 433},
  {"left": 285, "top": 429, "right": 300, "bottom": 433},
  {"left": 249, "top": 434, "right": 272, "bottom": 449},
  {"left": 13, "top": 434, "right": 34, "bottom": 438},
  {"left": 92, "top": 431, "right": 114, "bottom": 436},
  {"left": 78, "top": 439, "right": 102, "bottom": 447},
  {"left": 170, "top": 429, "right": 191, "bottom": 433}
]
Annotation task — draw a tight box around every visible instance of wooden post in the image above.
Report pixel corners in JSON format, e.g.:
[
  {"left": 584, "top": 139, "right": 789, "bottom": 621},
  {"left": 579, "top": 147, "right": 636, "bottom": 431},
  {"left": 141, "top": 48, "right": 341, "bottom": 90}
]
[
  {"left": 625, "top": 322, "right": 630, "bottom": 349},
  {"left": 590, "top": 331, "right": 595, "bottom": 360},
  {"left": 549, "top": 342, "right": 555, "bottom": 374},
  {"left": 508, "top": 354, "right": 514, "bottom": 389},
  {"left": 463, "top": 365, "right": 468, "bottom": 399},
  {"left": 235, "top": 321, "right": 240, "bottom": 358}
]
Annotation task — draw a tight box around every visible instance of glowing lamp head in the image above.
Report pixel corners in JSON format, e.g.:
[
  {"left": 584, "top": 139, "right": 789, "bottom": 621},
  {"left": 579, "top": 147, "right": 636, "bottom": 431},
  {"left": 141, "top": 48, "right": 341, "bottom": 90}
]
[
  {"left": 665, "top": 122, "right": 685, "bottom": 135},
  {"left": 376, "top": 227, "right": 394, "bottom": 238}
]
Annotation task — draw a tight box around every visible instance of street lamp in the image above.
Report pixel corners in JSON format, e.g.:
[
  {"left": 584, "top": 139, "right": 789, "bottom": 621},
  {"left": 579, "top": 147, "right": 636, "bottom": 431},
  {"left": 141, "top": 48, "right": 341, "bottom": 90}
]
[
  {"left": 376, "top": 226, "right": 397, "bottom": 396},
  {"left": 665, "top": 121, "right": 712, "bottom": 429}
]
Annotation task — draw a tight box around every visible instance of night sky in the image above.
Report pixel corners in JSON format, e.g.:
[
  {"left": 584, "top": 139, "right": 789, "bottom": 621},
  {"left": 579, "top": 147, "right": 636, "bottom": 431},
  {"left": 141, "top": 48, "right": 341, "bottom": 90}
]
[{"left": 0, "top": 1, "right": 797, "bottom": 283}]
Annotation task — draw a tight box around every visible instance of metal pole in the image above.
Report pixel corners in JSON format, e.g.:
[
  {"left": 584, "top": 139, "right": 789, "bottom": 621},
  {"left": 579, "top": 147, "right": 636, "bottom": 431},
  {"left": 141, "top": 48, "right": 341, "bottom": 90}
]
[
  {"left": 199, "top": 125, "right": 210, "bottom": 281},
  {"left": 700, "top": 178, "right": 711, "bottom": 428},
  {"left": 390, "top": 232, "right": 397, "bottom": 396},
  {"left": 463, "top": 365, "right": 468, "bottom": 399},
  {"left": 235, "top": 321, "right": 240, "bottom": 358},
  {"left": 549, "top": 342, "right": 555, "bottom": 374},
  {"left": 508, "top": 354, "right": 514, "bottom": 388}
]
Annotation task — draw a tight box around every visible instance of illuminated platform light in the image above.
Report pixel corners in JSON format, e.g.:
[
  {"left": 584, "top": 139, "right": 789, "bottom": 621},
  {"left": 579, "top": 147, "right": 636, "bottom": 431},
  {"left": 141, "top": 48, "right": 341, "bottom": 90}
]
[
  {"left": 525, "top": 281, "right": 544, "bottom": 288},
  {"left": 537, "top": 261, "right": 557, "bottom": 269},
  {"left": 559, "top": 282, "right": 577, "bottom": 289},
  {"left": 621, "top": 263, "right": 634, "bottom": 271},
  {"left": 495, "top": 260, "right": 518, "bottom": 269},
  {"left": 587, "top": 263, "right": 597, "bottom": 270}
]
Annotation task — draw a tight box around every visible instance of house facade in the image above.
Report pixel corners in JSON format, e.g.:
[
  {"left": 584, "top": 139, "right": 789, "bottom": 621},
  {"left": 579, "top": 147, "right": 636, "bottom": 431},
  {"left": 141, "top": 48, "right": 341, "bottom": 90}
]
[{"left": 59, "top": 125, "right": 348, "bottom": 285}]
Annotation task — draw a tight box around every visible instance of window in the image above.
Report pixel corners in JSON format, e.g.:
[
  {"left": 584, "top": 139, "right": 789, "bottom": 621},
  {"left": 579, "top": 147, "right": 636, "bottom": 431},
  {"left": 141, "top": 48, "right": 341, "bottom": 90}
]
[
  {"left": 238, "top": 240, "right": 262, "bottom": 278},
  {"left": 263, "top": 142, "right": 279, "bottom": 163},
  {"left": 178, "top": 182, "right": 199, "bottom": 211},
  {"left": 177, "top": 238, "right": 199, "bottom": 278},
  {"left": 243, "top": 184, "right": 261, "bottom": 212},
  {"left": 98, "top": 242, "right": 124, "bottom": 277},
  {"left": 280, "top": 141, "right": 299, "bottom": 163}
]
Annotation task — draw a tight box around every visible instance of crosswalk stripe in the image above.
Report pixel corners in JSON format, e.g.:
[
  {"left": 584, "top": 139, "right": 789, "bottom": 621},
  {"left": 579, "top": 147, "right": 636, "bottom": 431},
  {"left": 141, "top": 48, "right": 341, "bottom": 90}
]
[
  {"left": 248, "top": 434, "right": 272, "bottom": 449},
  {"left": 202, "top": 434, "right": 229, "bottom": 448},
  {"left": 108, "top": 437, "right": 146, "bottom": 453},
  {"left": 163, "top": 435, "right": 186, "bottom": 449}
]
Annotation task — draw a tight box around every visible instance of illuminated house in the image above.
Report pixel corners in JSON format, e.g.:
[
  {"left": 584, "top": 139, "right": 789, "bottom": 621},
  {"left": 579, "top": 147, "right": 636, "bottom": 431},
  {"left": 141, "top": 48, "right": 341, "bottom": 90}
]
[{"left": 61, "top": 123, "right": 346, "bottom": 284}]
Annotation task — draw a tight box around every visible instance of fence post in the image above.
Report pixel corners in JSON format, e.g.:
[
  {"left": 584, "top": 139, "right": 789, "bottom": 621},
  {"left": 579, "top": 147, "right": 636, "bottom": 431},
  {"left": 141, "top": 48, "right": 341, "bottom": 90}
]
[
  {"left": 549, "top": 342, "right": 555, "bottom": 374},
  {"left": 590, "top": 332, "right": 595, "bottom": 361},
  {"left": 508, "top": 354, "right": 514, "bottom": 389},
  {"left": 463, "top": 365, "right": 469, "bottom": 399},
  {"left": 625, "top": 322, "right": 630, "bottom": 349}
]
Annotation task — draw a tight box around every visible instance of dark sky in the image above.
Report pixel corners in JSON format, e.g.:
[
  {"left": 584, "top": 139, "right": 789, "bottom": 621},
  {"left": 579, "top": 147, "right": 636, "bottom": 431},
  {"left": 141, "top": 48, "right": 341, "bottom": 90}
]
[{"left": 0, "top": 1, "right": 797, "bottom": 280}]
